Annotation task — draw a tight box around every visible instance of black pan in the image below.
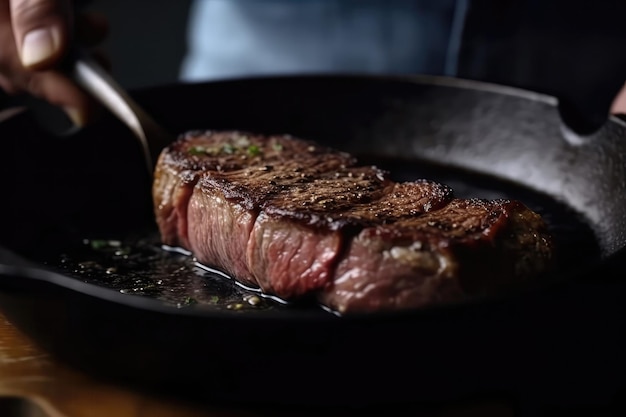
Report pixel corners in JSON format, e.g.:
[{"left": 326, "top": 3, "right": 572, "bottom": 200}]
[{"left": 0, "top": 75, "right": 625, "bottom": 410}]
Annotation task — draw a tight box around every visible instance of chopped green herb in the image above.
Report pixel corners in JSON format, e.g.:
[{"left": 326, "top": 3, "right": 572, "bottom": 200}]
[
  {"left": 247, "top": 145, "right": 261, "bottom": 156},
  {"left": 89, "top": 240, "right": 109, "bottom": 250},
  {"left": 141, "top": 283, "right": 157, "bottom": 291},
  {"left": 272, "top": 142, "right": 284, "bottom": 152},
  {"left": 209, "top": 295, "right": 220, "bottom": 304},
  {"left": 222, "top": 143, "right": 236, "bottom": 154},
  {"left": 181, "top": 296, "right": 197, "bottom": 306},
  {"left": 188, "top": 146, "right": 207, "bottom": 156},
  {"left": 88, "top": 239, "right": 121, "bottom": 250}
]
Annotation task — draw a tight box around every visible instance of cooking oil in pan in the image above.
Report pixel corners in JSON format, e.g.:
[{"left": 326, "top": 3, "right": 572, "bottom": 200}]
[{"left": 46, "top": 235, "right": 287, "bottom": 311}]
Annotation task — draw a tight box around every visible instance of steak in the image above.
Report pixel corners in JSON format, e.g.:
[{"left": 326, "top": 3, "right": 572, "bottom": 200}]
[{"left": 153, "top": 130, "right": 554, "bottom": 313}]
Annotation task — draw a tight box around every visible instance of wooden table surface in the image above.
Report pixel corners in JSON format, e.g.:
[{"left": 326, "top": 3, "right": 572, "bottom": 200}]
[
  {"left": 0, "top": 308, "right": 517, "bottom": 417},
  {"left": 0, "top": 308, "right": 249, "bottom": 417}
]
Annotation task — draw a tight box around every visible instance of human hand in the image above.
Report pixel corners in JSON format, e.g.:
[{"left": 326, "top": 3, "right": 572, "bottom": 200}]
[
  {"left": 611, "top": 82, "right": 626, "bottom": 114},
  {"left": 0, "top": 0, "right": 108, "bottom": 126}
]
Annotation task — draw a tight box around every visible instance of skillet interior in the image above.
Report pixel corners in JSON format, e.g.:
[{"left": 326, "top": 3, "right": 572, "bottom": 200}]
[{"left": 0, "top": 75, "right": 625, "bottom": 407}]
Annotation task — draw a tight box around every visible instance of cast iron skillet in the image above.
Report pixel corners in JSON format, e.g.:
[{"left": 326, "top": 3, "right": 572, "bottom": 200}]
[{"left": 0, "top": 75, "right": 625, "bottom": 408}]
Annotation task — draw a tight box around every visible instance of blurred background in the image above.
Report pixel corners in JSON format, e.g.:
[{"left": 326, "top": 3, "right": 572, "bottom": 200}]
[
  {"left": 85, "top": 0, "right": 193, "bottom": 89},
  {"left": 82, "top": 0, "right": 626, "bottom": 133}
]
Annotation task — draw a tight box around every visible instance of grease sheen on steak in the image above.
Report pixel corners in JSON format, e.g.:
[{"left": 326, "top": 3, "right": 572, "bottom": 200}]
[{"left": 153, "top": 130, "right": 554, "bottom": 313}]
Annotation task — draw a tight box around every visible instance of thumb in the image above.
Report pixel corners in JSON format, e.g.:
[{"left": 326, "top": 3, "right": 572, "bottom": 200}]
[{"left": 10, "top": 0, "right": 72, "bottom": 70}]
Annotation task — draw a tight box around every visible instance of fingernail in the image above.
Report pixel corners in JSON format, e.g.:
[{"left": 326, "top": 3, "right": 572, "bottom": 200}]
[
  {"left": 21, "top": 27, "right": 61, "bottom": 67},
  {"left": 63, "top": 107, "right": 85, "bottom": 127}
]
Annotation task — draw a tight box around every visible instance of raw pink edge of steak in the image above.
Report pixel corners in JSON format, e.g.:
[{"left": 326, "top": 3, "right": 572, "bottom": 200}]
[
  {"left": 246, "top": 211, "right": 343, "bottom": 297},
  {"left": 186, "top": 177, "right": 343, "bottom": 298},
  {"left": 319, "top": 199, "right": 555, "bottom": 314}
]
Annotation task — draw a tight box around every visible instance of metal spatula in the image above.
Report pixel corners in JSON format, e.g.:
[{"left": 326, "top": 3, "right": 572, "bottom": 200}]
[{"left": 68, "top": 52, "right": 174, "bottom": 175}]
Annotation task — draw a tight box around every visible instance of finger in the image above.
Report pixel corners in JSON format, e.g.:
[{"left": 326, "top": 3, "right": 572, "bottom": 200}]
[
  {"left": 10, "top": 0, "right": 72, "bottom": 70},
  {"left": 27, "top": 70, "right": 99, "bottom": 126},
  {"left": 611, "top": 82, "right": 626, "bottom": 114},
  {"left": 0, "top": 74, "right": 19, "bottom": 94},
  {"left": 75, "top": 11, "right": 108, "bottom": 47}
]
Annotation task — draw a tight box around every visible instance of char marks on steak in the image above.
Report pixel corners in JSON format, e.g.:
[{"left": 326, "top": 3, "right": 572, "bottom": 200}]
[{"left": 153, "top": 131, "right": 554, "bottom": 313}]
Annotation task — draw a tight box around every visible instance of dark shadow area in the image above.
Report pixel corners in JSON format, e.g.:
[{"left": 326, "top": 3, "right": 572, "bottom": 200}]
[
  {"left": 0, "top": 397, "right": 49, "bottom": 417},
  {"left": 458, "top": 0, "right": 626, "bottom": 134},
  {"left": 83, "top": 0, "right": 193, "bottom": 89}
]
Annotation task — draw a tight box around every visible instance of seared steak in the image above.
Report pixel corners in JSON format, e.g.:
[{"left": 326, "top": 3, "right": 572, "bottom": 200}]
[{"left": 153, "top": 131, "right": 554, "bottom": 313}]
